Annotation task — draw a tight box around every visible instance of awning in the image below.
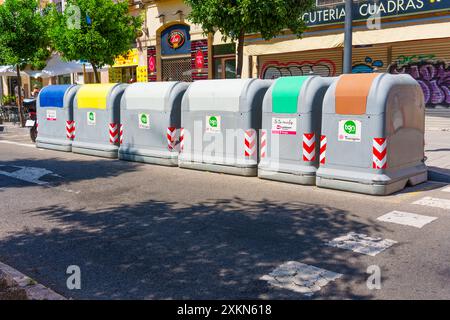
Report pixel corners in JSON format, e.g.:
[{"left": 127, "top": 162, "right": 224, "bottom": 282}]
[
  {"left": 244, "top": 21, "right": 450, "bottom": 56},
  {"left": 244, "top": 33, "right": 344, "bottom": 56},
  {"left": 352, "top": 21, "right": 450, "bottom": 46},
  {"left": 42, "top": 54, "right": 89, "bottom": 77},
  {"left": 0, "top": 65, "right": 23, "bottom": 76}
]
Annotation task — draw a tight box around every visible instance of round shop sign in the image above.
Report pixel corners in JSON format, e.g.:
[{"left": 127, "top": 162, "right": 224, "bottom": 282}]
[{"left": 168, "top": 30, "right": 186, "bottom": 49}]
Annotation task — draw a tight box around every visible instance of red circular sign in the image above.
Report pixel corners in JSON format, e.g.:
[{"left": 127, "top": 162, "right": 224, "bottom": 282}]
[
  {"left": 195, "top": 49, "right": 205, "bottom": 70},
  {"left": 168, "top": 30, "right": 186, "bottom": 49},
  {"left": 148, "top": 55, "right": 156, "bottom": 73}
]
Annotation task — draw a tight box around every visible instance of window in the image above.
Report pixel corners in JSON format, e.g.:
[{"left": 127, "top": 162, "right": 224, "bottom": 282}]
[{"left": 213, "top": 44, "right": 236, "bottom": 79}]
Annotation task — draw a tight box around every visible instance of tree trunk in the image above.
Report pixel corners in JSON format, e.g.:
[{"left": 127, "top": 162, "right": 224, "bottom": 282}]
[
  {"left": 236, "top": 29, "right": 245, "bottom": 78},
  {"left": 16, "top": 65, "right": 25, "bottom": 127},
  {"left": 92, "top": 63, "right": 100, "bottom": 83}
]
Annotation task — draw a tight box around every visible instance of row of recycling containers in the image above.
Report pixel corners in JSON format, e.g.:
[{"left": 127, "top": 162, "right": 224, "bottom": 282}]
[{"left": 36, "top": 74, "right": 427, "bottom": 196}]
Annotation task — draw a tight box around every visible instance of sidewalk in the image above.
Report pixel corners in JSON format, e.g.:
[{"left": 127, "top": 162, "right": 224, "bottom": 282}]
[{"left": 425, "top": 108, "right": 450, "bottom": 183}]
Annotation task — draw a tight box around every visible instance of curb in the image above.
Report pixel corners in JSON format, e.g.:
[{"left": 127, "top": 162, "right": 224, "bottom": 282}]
[
  {"left": 428, "top": 169, "right": 450, "bottom": 184},
  {"left": 0, "top": 262, "right": 66, "bottom": 300}
]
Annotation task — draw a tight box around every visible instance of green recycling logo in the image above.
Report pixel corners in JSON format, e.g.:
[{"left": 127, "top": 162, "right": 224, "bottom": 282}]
[
  {"left": 209, "top": 116, "right": 218, "bottom": 128},
  {"left": 344, "top": 120, "right": 357, "bottom": 135},
  {"left": 88, "top": 112, "right": 95, "bottom": 121},
  {"left": 140, "top": 114, "right": 148, "bottom": 124}
]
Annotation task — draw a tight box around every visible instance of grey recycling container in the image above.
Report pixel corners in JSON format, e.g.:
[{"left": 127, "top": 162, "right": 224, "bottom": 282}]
[
  {"left": 36, "top": 84, "right": 80, "bottom": 152},
  {"left": 258, "top": 76, "right": 333, "bottom": 185},
  {"left": 119, "top": 82, "right": 189, "bottom": 166},
  {"left": 72, "top": 83, "right": 127, "bottom": 158},
  {"left": 316, "top": 73, "right": 427, "bottom": 195},
  {"left": 179, "top": 79, "right": 272, "bottom": 176}
]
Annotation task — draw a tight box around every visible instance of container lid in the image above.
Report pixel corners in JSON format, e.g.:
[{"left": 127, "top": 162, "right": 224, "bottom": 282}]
[
  {"left": 77, "top": 84, "right": 118, "bottom": 109},
  {"left": 272, "top": 76, "right": 310, "bottom": 114},
  {"left": 39, "top": 85, "right": 72, "bottom": 108},
  {"left": 335, "top": 73, "right": 379, "bottom": 115},
  {"left": 185, "top": 79, "right": 255, "bottom": 113},
  {"left": 123, "top": 82, "right": 182, "bottom": 111}
]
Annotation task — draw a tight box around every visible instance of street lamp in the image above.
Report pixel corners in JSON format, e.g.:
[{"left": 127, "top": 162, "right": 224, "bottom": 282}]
[{"left": 343, "top": 0, "right": 353, "bottom": 74}]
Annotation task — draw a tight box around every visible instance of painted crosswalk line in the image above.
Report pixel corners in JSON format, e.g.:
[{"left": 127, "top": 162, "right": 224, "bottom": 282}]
[
  {"left": 377, "top": 211, "right": 437, "bottom": 228},
  {"left": 260, "top": 261, "right": 342, "bottom": 296},
  {"left": 413, "top": 197, "right": 450, "bottom": 210},
  {"left": 326, "top": 232, "right": 397, "bottom": 257}
]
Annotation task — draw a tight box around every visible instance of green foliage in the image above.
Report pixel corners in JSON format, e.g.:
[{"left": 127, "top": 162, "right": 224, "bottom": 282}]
[
  {"left": 48, "top": 0, "right": 142, "bottom": 75},
  {"left": 0, "top": 0, "right": 51, "bottom": 70},
  {"left": 184, "top": 0, "right": 315, "bottom": 42},
  {"left": 1, "top": 95, "right": 16, "bottom": 106}
]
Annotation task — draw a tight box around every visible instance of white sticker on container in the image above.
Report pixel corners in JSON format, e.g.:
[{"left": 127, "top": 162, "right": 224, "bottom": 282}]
[
  {"left": 206, "top": 115, "right": 221, "bottom": 133},
  {"left": 271, "top": 117, "right": 297, "bottom": 135},
  {"left": 87, "top": 111, "right": 96, "bottom": 125},
  {"left": 338, "top": 119, "right": 361, "bottom": 142},
  {"left": 138, "top": 113, "right": 150, "bottom": 129},
  {"left": 46, "top": 109, "right": 57, "bottom": 121}
]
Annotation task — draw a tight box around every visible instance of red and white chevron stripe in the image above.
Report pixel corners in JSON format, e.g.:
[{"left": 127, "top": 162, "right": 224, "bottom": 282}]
[
  {"left": 66, "top": 120, "right": 75, "bottom": 139},
  {"left": 244, "top": 129, "right": 257, "bottom": 157},
  {"left": 260, "top": 129, "right": 267, "bottom": 159},
  {"left": 319, "top": 135, "right": 327, "bottom": 165},
  {"left": 167, "top": 127, "right": 177, "bottom": 151},
  {"left": 119, "top": 124, "right": 123, "bottom": 145},
  {"left": 372, "top": 137, "right": 387, "bottom": 169},
  {"left": 302, "top": 133, "right": 316, "bottom": 162},
  {"left": 179, "top": 127, "right": 185, "bottom": 152},
  {"left": 109, "top": 123, "right": 119, "bottom": 144}
]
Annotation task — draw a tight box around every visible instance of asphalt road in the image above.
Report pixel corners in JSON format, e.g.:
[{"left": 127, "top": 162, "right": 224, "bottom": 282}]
[{"left": 0, "top": 124, "right": 450, "bottom": 299}]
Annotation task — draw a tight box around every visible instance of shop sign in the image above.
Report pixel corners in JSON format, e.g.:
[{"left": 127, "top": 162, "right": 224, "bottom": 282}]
[
  {"left": 303, "top": 0, "right": 450, "bottom": 27},
  {"left": 148, "top": 55, "right": 156, "bottom": 73},
  {"left": 195, "top": 49, "right": 205, "bottom": 70},
  {"left": 168, "top": 30, "right": 186, "bottom": 49},
  {"left": 161, "top": 25, "right": 191, "bottom": 56},
  {"left": 113, "top": 49, "right": 139, "bottom": 68}
]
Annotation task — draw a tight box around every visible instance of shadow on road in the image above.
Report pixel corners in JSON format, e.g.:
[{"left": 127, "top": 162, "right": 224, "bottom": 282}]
[
  {"left": 0, "top": 157, "right": 142, "bottom": 190},
  {"left": 0, "top": 197, "right": 384, "bottom": 300}
]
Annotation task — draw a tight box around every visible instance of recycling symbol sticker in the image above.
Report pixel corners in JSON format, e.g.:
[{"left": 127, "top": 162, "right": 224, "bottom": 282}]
[
  {"left": 87, "top": 111, "right": 96, "bottom": 125},
  {"left": 338, "top": 119, "right": 361, "bottom": 142},
  {"left": 206, "top": 115, "right": 221, "bottom": 133},
  {"left": 139, "top": 113, "right": 150, "bottom": 129}
]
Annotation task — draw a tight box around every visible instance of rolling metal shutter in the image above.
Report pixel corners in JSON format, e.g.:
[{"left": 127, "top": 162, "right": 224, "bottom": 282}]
[
  {"left": 258, "top": 48, "right": 343, "bottom": 79},
  {"left": 352, "top": 45, "right": 389, "bottom": 73}
]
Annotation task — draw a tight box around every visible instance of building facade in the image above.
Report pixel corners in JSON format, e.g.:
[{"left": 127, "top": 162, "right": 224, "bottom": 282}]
[
  {"left": 118, "top": 0, "right": 236, "bottom": 84},
  {"left": 242, "top": 0, "right": 450, "bottom": 108}
]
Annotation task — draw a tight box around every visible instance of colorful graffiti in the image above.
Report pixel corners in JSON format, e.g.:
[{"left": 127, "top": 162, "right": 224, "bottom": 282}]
[
  {"left": 388, "top": 60, "right": 450, "bottom": 108},
  {"left": 352, "top": 56, "right": 384, "bottom": 73},
  {"left": 260, "top": 59, "right": 336, "bottom": 79}
]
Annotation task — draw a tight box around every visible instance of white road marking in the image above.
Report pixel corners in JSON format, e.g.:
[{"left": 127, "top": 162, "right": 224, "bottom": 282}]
[
  {"left": 260, "top": 261, "right": 342, "bottom": 296},
  {"left": 0, "top": 165, "right": 79, "bottom": 194},
  {"left": 0, "top": 165, "right": 54, "bottom": 185},
  {"left": 377, "top": 211, "right": 437, "bottom": 228},
  {"left": 326, "top": 232, "right": 397, "bottom": 257},
  {"left": 0, "top": 140, "right": 36, "bottom": 148},
  {"left": 413, "top": 197, "right": 450, "bottom": 210},
  {"left": 442, "top": 186, "right": 450, "bottom": 193}
]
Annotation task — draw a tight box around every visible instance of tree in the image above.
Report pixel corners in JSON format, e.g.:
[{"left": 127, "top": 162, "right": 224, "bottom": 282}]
[
  {"left": 184, "top": 0, "right": 315, "bottom": 77},
  {"left": 48, "top": 0, "right": 142, "bottom": 83},
  {"left": 0, "top": 0, "right": 51, "bottom": 127}
]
